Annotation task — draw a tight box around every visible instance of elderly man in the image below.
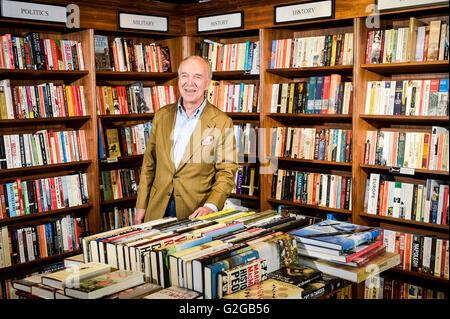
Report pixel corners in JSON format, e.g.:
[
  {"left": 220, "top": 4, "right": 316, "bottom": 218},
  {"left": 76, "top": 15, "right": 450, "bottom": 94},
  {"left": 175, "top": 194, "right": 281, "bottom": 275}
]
[{"left": 134, "top": 55, "right": 238, "bottom": 224}]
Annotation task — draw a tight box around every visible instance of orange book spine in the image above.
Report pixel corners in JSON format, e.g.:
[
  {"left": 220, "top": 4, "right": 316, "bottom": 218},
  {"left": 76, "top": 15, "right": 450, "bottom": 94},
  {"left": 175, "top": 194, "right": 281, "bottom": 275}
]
[{"left": 436, "top": 134, "right": 444, "bottom": 170}]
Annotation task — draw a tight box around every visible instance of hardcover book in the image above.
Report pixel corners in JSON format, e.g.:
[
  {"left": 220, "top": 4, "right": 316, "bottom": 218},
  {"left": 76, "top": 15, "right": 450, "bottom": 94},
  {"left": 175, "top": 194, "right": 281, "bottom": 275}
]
[
  {"left": 144, "top": 286, "right": 202, "bottom": 299},
  {"left": 289, "top": 220, "right": 382, "bottom": 252},
  {"left": 268, "top": 264, "right": 322, "bottom": 288},
  {"left": 222, "top": 278, "right": 304, "bottom": 299}
]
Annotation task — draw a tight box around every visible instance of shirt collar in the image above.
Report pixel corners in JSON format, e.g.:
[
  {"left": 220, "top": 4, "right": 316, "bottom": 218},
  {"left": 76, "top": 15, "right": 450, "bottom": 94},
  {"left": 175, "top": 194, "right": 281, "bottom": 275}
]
[{"left": 177, "top": 97, "right": 207, "bottom": 119}]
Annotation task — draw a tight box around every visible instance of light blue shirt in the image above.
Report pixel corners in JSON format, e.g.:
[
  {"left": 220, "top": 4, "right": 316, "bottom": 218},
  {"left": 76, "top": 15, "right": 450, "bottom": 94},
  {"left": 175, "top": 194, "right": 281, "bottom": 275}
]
[{"left": 173, "top": 97, "right": 217, "bottom": 212}]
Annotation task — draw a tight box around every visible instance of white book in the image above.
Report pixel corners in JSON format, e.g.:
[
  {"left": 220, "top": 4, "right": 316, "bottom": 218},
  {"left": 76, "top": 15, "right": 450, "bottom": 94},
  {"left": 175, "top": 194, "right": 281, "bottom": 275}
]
[
  {"left": 373, "top": 81, "right": 382, "bottom": 115},
  {"left": 422, "top": 237, "right": 432, "bottom": 273},
  {"left": 0, "top": 80, "right": 15, "bottom": 119},
  {"left": 404, "top": 80, "right": 414, "bottom": 115},
  {"left": 415, "top": 26, "right": 426, "bottom": 62},
  {"left": 395, "top": 28, "right": 404, "bottom": 63},
  {"left": 297, "top": 38, "right": 306, "bottom": 68},
  {"left": 367, "top": 173, "right": 380, "bottom": 214},
  {"left": 438, "top": 23, "right": 447, "bottom": 60},
  {"left": 402, "top": 183, "right": 414, "bottom": 220},
  {"left": 434, "top": 239, "right": 443, "bottom": 277},
  {"left": 364, "top": 82, "right": 373, "bottom": 114},
  {"left": 401, "top": 27, "right": 409, "bottom": 63}
]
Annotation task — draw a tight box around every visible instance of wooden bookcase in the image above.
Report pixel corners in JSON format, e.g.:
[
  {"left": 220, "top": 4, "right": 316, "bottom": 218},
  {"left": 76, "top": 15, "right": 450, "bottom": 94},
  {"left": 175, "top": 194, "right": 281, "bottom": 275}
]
[
  {"left": 1, "top": 0, "right": 448, "bottom": 297},
  {"left": 0, "top": 21, "right": 97, "bottom": 280},
  {"left": 259, "top": 18, "right": 355, "bottom": 222},
  {"left": 352, "top": 7, "right": 449, "bottom": 289}
]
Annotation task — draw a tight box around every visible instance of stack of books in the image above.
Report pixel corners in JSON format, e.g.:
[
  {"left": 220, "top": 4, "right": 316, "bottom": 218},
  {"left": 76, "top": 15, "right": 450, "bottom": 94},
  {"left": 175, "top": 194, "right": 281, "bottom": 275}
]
[{"left": 290, "top": 220, "right": 400, "bottom": 282}]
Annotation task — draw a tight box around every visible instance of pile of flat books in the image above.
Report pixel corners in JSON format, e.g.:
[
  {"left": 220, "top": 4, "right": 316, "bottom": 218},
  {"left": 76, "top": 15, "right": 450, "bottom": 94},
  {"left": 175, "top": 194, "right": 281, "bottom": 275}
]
[
  {"left": 74, "top": 208, "right": 350, "bottom": 299},
  {"left": 290, "top": 220, "right": 400, "bottom": 282}
]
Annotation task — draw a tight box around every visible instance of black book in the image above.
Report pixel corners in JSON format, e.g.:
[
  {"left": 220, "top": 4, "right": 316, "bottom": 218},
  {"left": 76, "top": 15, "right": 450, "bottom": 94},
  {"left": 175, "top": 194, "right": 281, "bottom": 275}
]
[
  {"left": 45, "top": 84, "right": 53, "bottom": 118},
  {"left": 281, "top": 169, "right": 287, "bottom": 201},
  {"left": 10, "top": 230, "right": 19, "bottom": 265},
  {"left": 301, "top": 274, "right": 345, "bottom": 299},
  {"left": 326, "top": 35, "right": 333, "bottom": 66},
  {"left": 411, "top": 184, "right": 418, "bottom": 220},
  {"left": 326, "top": 174, "right": 331, "bottom": 207},
  {"left": 335, "top": 34, "right": 343, "bottom": 66},
  {"left": 33, "top": 86, "right": 41, "bottom": 118},
  {"left": 38, "top": 133, "right": 47, "bottom": 165},
  {"left": 429, "top": 237, "right": 436, "bottom": 276},
  {"left": 29, "top": 32, "right": 45, "bottom": 70},
  {"left": 268, "top": 217, "right": 309, "bottom": 233},
  {"left": 410, "top": 234, "right": 422, "bottom": 272},
  {"left": 31, "top": 226, "right": 40, "bottom": 259},
  {"left": 336, "top": 82, "right": 345, "bottom": 114},
  {"left": 288, "top": 170, "right": 296, "bottom": 202},
  {"left": 258, "top": 216, "right": 296, "bottom": 229},
  {"left": 268, "top": 264, "right": 322, "bottom": 289},
  {"left": 271, "top": 172, "right": 278, "bottom": 198},
  {"left": 22, "top": 229, "right": 29, "bottom": 262},
  {"left": 344, "top": 176, "right": 351, "bottom": 210},
  {"left": 3, "top": 184, "right": 10, "bottom": 218},
  {"left": 0, "top": 136, "right": 7, "bottom": 169},
  {"left": 11, "top": 38, "right": 19, "bottom": 69},
  {"left": 71, "top": 44, "right": 79, "bottom": 71},
  {"left": 24, "top": 34, "right": 36, "bottom": 70}
]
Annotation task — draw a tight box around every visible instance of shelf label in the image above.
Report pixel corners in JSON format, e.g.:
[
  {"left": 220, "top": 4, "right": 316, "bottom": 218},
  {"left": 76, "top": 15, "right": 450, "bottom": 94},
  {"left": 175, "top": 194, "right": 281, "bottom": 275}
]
[
  {"left": 389, "top": 167, "right": 415, "bottom": 175},
  {"left": 197, "top": 11, "right": 243, "bottom": 33},
  {"left": 0, "top": 0, "right": 66, "bottom": 23},
  {"left": 376, "top": 0, "right": 447, "bottom": 11},
  {"left": 274, "top": 0, "right": 334, "bottom": 24},
  {"left": 118, "top": 12, "right": 168, "bottom": 32},
  {"left": 106, "top": 157, "right": 119, "bottom": 163}
]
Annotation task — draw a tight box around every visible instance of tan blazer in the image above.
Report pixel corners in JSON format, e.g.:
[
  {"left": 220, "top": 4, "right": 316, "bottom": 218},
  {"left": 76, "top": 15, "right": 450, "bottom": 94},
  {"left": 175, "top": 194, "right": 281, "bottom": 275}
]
[{"left": 136, "top": 101, "right": 238, "bottom": 221}]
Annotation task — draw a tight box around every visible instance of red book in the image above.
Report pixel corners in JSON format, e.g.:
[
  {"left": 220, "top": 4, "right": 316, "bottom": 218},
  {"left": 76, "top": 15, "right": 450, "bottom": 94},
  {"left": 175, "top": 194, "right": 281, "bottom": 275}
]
[
  {"left": 16, "top": 180, "right": 25, "bottom": 216},
  {"left": 0, "top": 185, "right": 5, "bottom": 219},
  {"left": 217, "top": 45, "right": 223, "bottom": 71},
  {"left": 383, "top": 278, "right": 393, "bottom": 299},
  {"left": 340, "top": 176, "right": 346, "bottom": 209},
  {"left": 156, "top": 45, "right": 164, "bottom": 72},
  {"left": 441, "top": 186, "right": 448, "bottom": 225},
  {"left": 346, "top": 237, "right": 383, "bottom": 262},
  {"left": 322, "top": 76, "right": 331, "bottom": 114},
  {"left": 312, "top": 173, "right": 317, "bottom": 205},
  {"left": 50, "top": 39, "right": 59, "bottom": 71},
  {"left": 423, "top": 26, "right": 430, "bottom": 61},
  {"left": 379, "top": 31, "right": 385, "bottom": 64},
  {"left": 41, "top": 39, "right": 49, "bottom": 70},
  {"left": 349, "top": 245, "right": 386, "bottom": 267},
  {"left": 440, "top": 240, "right": 447, "bottom": 278},
  {"left": 404, "top": 233, "right": 412, "bottom": 271},
  {"left": 57, "top": 177, "right": 64, "bottom": 208},
  {"left": 49, "top": 177, "right": 58, "bottom": 210},
  {"left": 345, "top": 129, "right": 351, "bottom": 163},
  {"left": 164, "top": 86, "right": 170, "bottom": 105},
  {"left": 34, "top": 180, "right": 42, "bottom": 213},
  {"left": 365, "top": 31, "right": 374, "bottom": 64}
]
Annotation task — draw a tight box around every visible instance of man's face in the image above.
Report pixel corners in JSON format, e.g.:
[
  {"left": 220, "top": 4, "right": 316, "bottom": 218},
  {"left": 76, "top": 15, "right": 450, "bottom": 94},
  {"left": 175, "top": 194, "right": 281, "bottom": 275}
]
[{"left": 178, "top": 58, "right": 211, "bottom": 107}]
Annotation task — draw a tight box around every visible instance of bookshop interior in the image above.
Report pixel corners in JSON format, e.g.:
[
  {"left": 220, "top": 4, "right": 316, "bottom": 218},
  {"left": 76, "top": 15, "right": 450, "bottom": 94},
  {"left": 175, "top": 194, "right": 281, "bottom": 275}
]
[{"left": 0, "top": 0, "right": 449, "bottom": 302}]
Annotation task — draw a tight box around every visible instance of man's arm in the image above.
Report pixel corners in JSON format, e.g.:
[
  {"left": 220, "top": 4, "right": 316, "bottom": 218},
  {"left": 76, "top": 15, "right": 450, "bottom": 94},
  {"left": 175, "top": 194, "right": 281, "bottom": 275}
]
[
  {"left": 189, "top": 116, "right": 238, "bottom": 218},
  {"left": 134, "top": 114, "right": 158, "bottom": 224}
]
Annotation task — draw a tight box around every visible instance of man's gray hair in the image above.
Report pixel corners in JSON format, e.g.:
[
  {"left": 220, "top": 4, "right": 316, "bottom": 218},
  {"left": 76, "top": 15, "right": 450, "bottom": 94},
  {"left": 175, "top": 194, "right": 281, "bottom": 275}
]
[{"left": 178, "top": 55, "right": 212, "bottom": 80}]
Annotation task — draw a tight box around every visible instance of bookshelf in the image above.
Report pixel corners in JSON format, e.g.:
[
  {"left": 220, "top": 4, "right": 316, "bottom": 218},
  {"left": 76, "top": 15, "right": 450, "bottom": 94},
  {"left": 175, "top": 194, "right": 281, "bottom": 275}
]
[
  {"left": 0, "top": 20, "right": 97, "bottom": 279},
  {"left": 353, "top": 6, "right": 449, "bottom": 289},
  {"left": 259, "top": 17, "right": 355, "bottom": 223}
]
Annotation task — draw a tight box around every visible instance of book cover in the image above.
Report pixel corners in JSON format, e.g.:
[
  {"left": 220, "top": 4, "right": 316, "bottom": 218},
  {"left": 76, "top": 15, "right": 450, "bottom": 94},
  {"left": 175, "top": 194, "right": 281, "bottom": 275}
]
[
  {"left": 289, "top": 220, "right": 381, "bottom": 252},
  {"left": 222, "top": 278, "right": 303, "bottom": 299},
  {"left": 268, "top": 264, "right": 322, "bottom": 288},
  {"left": 144, "top": 286, "right": 201, "bottom": 299}
]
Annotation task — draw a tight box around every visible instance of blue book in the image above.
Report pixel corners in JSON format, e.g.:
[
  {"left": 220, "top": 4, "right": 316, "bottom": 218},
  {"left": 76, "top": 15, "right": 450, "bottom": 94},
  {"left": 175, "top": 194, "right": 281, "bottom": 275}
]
[
  {"left": 204, "top": 249, "right": 259, "bottom": 299},
  {"left": 336, "top": 176, "right": 342, "bottom": 209},
  {"left": 59, "top": 132, "right": 67, "bottom": 163},
  {"left": 270, "top": 40, "right": 277, "bottom": 69},
  {"left": 204, "top": 221, "right": 244, "bottom": 238},
  {"left": 243, "top": 41, "right": 250, "bottom": 70},
  {"left": 227, "top": 84, "right": 234, "bottom": 112},
  {"left": 6, "top": 183, "right": 16, "bottom": 218},
  {"left": 289, "top": 220, "right": 381, "bottom": 252},
  {"left": 437, "top": 79, "right": 449, "bottom": 116},
  {"left": 296, "top": 172, "right": 304, "bottom": 202},
  {"left": 246, "top": 41, "right": 254, "bottom": 71},
  {"left": 314, "top": 76, "right": 324, "bottom": 114},
  {"left": 238, "top": 83, "right": 245, "bottom": 112},
  {"left": 393, "top": 81, "right": 403, "bottom": 115},
  {"left": 306, "top": 77, "right": 316, "bottom": 114}
]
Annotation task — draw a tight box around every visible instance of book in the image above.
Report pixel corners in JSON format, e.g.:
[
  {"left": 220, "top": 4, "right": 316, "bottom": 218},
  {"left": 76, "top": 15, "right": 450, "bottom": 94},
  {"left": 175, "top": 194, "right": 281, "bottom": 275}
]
[
  {"left": 290, "top": 220, "right": 381, "bottom": 252},
  {"left": 144, "top": 286, "right": 202, "bottom": 299},
  {"left": 41, "top": 262, "right": 112, "bottom": 289},
  {"left": 301, "top": 274, "right": 345, "bottom": 299},
  {"left": 63, "top": 270, "right": 145, "bottom": 299},
  {"left": 222, "top": 278, "right": 304, "bottom": 299},
  {"left": 268, "top": 264, "right": 322, "bottom": 288},
  {"left": 106, "top": 282, "right": 162, "bottom": 299}
]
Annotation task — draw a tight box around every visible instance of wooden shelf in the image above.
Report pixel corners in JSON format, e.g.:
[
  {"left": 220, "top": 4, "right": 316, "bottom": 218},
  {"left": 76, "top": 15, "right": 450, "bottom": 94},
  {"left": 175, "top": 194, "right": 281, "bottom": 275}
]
[
  {"left": 0, "top": 116, "right": 91, "bottom": 127},
  {"left": 212, "top": 70, "right": 259, "bottom": 80},
  {"left": 267, "top": 198, "right": 352, "bottom": 215},
  {"left": 360, "top": 115, "right": 450, "bottom": 126},
  {"left": 95, "top": 71, "right": 178, "bottom": 81},
  {"left": 272, "top": 156, "right": 352, "bottom": 168},
  {"left": 100, "top": 196, "right": 138, "bottom": 206},
  {"left": 0, "top": 69, "right": 88, "bottom": 80},
  {"left": 360, "top": 213, "right": 449, "bottom": 232},
  {"left": 0, "top": 250, "right": 82, "bottom": 276},
  {"left": 267, "top": 113, "right": 353, "bottom": 123},
  {"left": 229, "top": 193, "right": 260, "bottom": 201},
  {"left": 0, "top": 160, "right": 92, "bottom": 180},
  {"left": 387, "top": 267, "right": 450, "bottom": 285},
  {"left": 99, "top": 155, "right": 144, "bottom": 166},
  {"left": 359, "top": 164, "right": 449, "bottom": 176},
  {"left": 360, "top": 60, "right": 449, "bottom": 75},
  {"left": 0, "top": 203, "right": 92, "bottom": 226},
  {"left": 266, "top": 65, "right": 353, "bottom": 78},
  {"left": 226, "top": 112, "right": 260, "bottom": 120},
  {"left": 98, "top": 113, "right": 154, "bottom": 122}
]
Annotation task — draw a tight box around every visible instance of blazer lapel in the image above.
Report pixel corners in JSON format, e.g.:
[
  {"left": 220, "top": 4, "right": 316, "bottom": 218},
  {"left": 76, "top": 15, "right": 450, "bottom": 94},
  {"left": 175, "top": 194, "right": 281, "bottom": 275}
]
[
  {"left": 175, "top": 102, "right": 216, "bottom": 174},
  {"left": 162, "top": 103, "right": 178, "bottom": 173}
]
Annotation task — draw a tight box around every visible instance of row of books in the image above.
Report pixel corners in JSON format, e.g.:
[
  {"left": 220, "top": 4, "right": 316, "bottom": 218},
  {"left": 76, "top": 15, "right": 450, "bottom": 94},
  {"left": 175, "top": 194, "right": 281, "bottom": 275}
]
[
  {"left": 96, "top": 83, "right": 176, "bottom": 115},
  {"left": 94, "top": 35, "right": 171, "bottom": 72},
  {"left": 0, "top": 129, "right": 88, "bottom": 170},
  {"left": 100, "top": 168, "right": 141, "bottom": 202},
  {"left": 363, "top": 127, "right": 449, "bottom": 171},
  {"left": 0, "top": 216, "right": 89, "bottom": 268},
  {"left": 270, "top": 33, "right": 354, "bottom": 69},
  {"left": 232, "top": 165, "right": 259, "bottom": 197},
  {"left": 271, "top": 169, "right": 352, "bottom": 210},
  {"left": 365, "top": 275, "right": 447, "bottom": 299},
  {"left": 383, "top": 229, "right": 449, "bottom": 279},
  {"left": 200, "top": 40, "right": 260, "bottom": 73},
  {"left": 365, "top": 174, "right": 449, "bottom": 225},
  {"left": 0, "top": 80, "right": 87, "bottom": 119},
  {"left": 1, "top": 33, "right": 85, "bottom": 71},
  {"left": 270, "top": 76, "right": 353, "bottom": 115},
  {"left": 100, "top": 122, "right": 152, "bottom": 159},
  {"left": 270, "top": 127, "right": 352, "bottom": 163},
  {"left": 364, "top": 79, "right": 449, "bottom": 116},
  {"left": 234, "top": 123, "right": 258, "bottom": 156},
  {"left": 101, "top": 206, "right": 137, "bottom": 232},
  {"left": 0, "top": 173, "right": 89, "bottom": 219},
  {"left": 365, "top": 19, "right": 449, "bottom": 64},
  {"left": 81, "top": 211, "right": 339, "bottom": 299},
  {"left": 207, "top": 81, "right": 260, "bottom": 113}
]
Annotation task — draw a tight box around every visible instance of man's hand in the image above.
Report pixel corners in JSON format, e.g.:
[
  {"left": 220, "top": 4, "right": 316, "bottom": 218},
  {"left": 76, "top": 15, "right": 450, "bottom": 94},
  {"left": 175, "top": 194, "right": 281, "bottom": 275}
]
[
  {"left": 189, "top": 206, "right": 214, "bottom": 219},
  {"left": 134, "top": 208, "right": 146, "bottom": 225}
]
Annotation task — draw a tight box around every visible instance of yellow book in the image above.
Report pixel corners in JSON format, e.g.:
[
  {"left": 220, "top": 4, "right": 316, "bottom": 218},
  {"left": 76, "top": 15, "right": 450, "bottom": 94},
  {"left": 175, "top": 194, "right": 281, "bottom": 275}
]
[
  {"left": 195, "top": 208, "right": 235, "bottom": 220},
  {"left": 215, "top": 211, "right": 256, "bottom": 224},
  {"left": 407, "top": 17, "right": 425, "bottom": 62},
  {"left": 65, "top": 85, "right": 75, "bottom": 116},
  {"left": 106, "top": 86, "right": 114, "bottom": 115},
  {"left": 287, "top": 82, "right": 295, "bottom": 113},
  {"left": 105, "top": 128, "right": 121, "bottom": 158},
  {"left": 0, "top": 85, "right": 7, "bottom": 119},
  {"left": 330, "top": 34, "right": 337, "bottom": 66},
  {"left": 427, "top": 20, "right": 442, "bottom": 61}
]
